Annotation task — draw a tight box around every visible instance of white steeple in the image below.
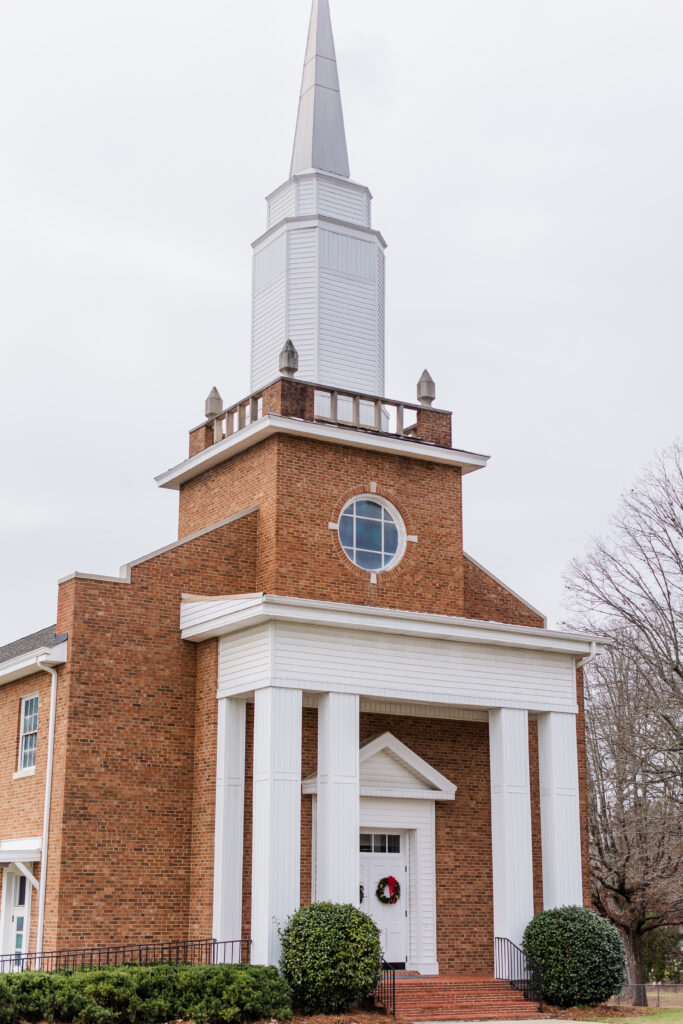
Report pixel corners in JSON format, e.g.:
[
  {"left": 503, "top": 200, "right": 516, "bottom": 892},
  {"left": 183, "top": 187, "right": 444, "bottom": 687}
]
[
  {"left": 291, "top": 0, "right": 350, "bottom": 178},
  {"left": 250, "top": 0, "right": 386, "bottom": 397}
]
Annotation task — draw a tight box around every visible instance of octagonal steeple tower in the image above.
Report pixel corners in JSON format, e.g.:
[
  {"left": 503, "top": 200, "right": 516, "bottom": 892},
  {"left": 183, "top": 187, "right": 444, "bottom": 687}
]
[{"left": 250, "top": 0, "right": 386, "bottom": 396}]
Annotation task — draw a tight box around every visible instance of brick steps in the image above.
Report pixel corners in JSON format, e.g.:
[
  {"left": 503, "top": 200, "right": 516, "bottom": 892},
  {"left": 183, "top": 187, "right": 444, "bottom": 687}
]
[{"left": 387, "top": 973, "right": 542, "bottom": 1021}]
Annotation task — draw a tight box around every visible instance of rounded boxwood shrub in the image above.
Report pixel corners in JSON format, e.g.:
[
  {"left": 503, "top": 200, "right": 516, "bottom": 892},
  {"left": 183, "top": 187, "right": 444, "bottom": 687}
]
[
  {"left": 279, "top": 902, "right": 381, "bottom": 1013},
  {"left": 522, "top": 906, "right": 626, "bottom": 1007}
]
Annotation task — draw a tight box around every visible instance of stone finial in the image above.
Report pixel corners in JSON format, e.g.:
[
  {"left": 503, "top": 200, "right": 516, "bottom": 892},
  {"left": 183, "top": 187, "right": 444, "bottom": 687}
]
[
  {"left": 417, "top": 369, "right": 435, "bottom": 407},
  {"left": 204, "top": 386, "right": 223, "bottom": 419},
  {"left": 279, "top": 339, "right": 299, "bottom": 378}
]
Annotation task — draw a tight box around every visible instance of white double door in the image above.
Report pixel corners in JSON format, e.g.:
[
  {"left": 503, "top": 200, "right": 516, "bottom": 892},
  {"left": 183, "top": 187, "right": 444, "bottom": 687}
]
[{"left": 359, "top": 832, "right": 408, "bottom": 967}]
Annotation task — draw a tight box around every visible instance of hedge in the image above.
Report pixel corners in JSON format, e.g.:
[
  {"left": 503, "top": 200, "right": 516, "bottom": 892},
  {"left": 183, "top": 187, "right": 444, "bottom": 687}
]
[
  {"left": 0, "top": 962, "right": 292, "bottom": 1024},
  {"left": 522, "top": 905, "right": 626, "bottom": 1007},
  {"left": 279, "top": 902, "right": 381, "bottom": 1013}
]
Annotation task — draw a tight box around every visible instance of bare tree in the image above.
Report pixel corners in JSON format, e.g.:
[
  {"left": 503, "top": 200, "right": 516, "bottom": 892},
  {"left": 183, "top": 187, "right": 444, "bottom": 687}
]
[
  {"left": 565, "top": 442, "right": 683, "bottom": 1000},
  {"left": 585, "top": 643, "right": 683, "bottom": 1000},
  {"left": 567, "top": 440, "right": 683, "bottom": 795}
]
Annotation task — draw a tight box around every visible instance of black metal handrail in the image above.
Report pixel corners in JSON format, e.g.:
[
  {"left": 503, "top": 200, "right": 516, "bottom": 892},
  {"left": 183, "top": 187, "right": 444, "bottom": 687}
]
[
  {"left": 0, "top": 937, "right": 250, "bottom": 975},
  {"left": 494, "top": 936, "right": 543, "bottom": 1011},
  {"left": 373, "top": 958, "right": 396, "bottom": 1016}
]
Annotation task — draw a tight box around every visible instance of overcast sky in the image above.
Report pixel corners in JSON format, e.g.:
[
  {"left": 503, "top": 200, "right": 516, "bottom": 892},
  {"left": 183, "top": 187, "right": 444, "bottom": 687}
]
[{"left": 1, "top": 0, "right": 681, "bottom": 645}]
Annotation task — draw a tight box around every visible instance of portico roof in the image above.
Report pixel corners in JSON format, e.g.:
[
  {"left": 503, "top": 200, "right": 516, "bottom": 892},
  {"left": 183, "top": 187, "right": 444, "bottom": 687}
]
[{"left": 179, "top": 591, "right": 605, "bottom": 659}]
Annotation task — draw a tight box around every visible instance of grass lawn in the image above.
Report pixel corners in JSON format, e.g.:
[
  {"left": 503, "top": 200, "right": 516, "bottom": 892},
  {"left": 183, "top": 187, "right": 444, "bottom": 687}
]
[{"left": 581, "top": 1010, "right": 683, "bottom": 1024}]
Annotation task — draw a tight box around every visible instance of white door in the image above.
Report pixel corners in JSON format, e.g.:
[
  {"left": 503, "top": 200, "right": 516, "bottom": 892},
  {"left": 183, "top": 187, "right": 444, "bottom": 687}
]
[
  {"left": 1, "top": 870, "right": 30, "bottom": 966},
  {"left": 359, "top": 832, "right": 407, "bottom": 966}
]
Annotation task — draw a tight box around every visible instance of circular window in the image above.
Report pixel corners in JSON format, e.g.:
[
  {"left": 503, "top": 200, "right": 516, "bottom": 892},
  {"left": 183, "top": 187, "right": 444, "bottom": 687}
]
[{"left": 338, "top": 495, "right": 406, "bottom": 573}]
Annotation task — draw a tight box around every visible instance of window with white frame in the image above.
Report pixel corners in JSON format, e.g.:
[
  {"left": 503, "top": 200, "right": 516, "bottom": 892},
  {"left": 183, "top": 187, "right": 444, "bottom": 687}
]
[
  {"left": 19, "top": 695, "right": 38, "bottom": 770},
  {"left": 359, "top": 833, "right": 401, "bottom": 854},
  {"left": 338, "top": 495, "right": 406, "bottom": 573}
]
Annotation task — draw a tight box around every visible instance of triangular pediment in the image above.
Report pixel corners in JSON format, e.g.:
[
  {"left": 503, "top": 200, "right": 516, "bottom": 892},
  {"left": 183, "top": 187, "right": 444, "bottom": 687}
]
[{"left": 302, "top": 731, "right": 456, "bottom": 801}]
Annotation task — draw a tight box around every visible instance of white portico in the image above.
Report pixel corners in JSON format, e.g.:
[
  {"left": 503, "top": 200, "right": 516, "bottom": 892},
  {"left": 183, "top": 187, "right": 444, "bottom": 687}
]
[{"left": 181, "top": 593, "right": 598, "bottom": 969}]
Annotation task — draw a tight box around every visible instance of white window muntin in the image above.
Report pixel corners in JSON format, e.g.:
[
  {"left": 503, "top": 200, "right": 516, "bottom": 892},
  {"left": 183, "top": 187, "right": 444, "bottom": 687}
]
[
  {"left": 338, "top": 494, "right": 407, "bottom": 574},
  {"left": 19, "top": 694, "right": 39, "bottom": 771},
  {"left": 360, "top": 832, "right": 401, "bottom": 854}
]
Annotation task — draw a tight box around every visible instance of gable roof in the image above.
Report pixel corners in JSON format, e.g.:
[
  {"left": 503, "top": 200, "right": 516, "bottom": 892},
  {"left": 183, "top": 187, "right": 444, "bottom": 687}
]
[
  {"left": 0, "top": 625, "right": 64, "bottom": 666},
  {"left": 303, "top": 730, "right": 456, "bottom": 801}
]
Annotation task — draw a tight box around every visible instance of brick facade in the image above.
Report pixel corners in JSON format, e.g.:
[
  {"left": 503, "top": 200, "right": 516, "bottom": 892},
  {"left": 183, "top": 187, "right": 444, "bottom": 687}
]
[{"left": 1, "top": 422, "right": 590, "bottom": 966}]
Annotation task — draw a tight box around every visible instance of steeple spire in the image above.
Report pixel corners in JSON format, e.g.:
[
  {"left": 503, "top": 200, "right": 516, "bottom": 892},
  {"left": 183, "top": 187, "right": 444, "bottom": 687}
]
[{"left": 290, "top": 0, "right": 350, "bottom": 179}]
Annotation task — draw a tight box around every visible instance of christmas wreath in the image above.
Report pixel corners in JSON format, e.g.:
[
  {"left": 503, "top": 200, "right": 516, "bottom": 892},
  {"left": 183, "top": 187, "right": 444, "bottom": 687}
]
[{"left": 376, "top": 875, "right": 401, "bottom": 905}]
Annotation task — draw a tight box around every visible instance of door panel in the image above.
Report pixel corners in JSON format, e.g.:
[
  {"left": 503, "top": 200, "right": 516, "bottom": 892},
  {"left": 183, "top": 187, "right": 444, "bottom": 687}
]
[{"left": 359, "top": 833, "right": 407, "bottom": 966}]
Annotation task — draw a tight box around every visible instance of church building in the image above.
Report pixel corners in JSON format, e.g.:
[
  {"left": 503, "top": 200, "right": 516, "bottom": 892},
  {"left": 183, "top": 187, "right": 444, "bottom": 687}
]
[{"left": 0, "top": 0, "right": 602, "bottom": 1009}]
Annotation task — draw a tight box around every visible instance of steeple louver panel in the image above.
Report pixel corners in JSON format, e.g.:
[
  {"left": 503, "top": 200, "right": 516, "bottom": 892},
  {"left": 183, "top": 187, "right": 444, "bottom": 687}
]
[{"left": 291, "top": 0, "right": 350, "bottom": 178}]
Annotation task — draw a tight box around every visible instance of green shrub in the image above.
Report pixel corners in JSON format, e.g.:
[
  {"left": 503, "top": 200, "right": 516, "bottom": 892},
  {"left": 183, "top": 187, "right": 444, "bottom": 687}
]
[
  {"left": 0, "top": 962, "right": 291, "bottom": 1024},
  {"left": 279, "top": 902, "right": 381, "bottom": 1013},
  {"left": 0, "top": 975, "right": 19, "bottom": 1024},
  {"left": 522, "top": 906, "right": 626, "bottom": 1007}
]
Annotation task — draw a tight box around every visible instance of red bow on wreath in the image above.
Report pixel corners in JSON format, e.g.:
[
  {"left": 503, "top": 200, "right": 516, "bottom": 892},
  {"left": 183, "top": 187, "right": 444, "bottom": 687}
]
[{"left": 376, "top": 874, "right": 401, "bottom": 904}]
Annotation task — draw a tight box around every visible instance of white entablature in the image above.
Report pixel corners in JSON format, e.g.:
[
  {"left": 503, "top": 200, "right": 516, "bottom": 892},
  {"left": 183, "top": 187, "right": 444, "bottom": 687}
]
[
  {"left": 180, "top": 592, "right": 603, "bottom": 715},
  {"left": 250, "top": 0, "right": 386, "bottom": 396}
]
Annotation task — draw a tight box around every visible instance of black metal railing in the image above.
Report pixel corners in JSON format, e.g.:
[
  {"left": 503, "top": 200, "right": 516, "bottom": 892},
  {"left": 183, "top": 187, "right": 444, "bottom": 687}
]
[
  {"left": 373, "top": 958, "right": 396, "bottom": 1016},
  {"left": 0, "top": 937, "right": 250, "bottom": 975},
  {"left": 494, "top": 936, "right": 543, "bottom": 1011}
]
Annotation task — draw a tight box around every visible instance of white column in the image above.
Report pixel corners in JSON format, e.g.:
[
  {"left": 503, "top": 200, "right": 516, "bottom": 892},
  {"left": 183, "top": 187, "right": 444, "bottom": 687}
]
[
  {"left": 316, "top": 692, "right": 359, "bottom": 904},
  {"left": 213, "top": 697, "right": 246, "bottom": 960},
  {"left": 489, "top": 708, "right": 534, "bottom": 947},
  {"left": 537, "top": 712, "right": 583, "bottom": 908},
  {"left": 251, "top": 687, "right": 302, "bottom": 965}
]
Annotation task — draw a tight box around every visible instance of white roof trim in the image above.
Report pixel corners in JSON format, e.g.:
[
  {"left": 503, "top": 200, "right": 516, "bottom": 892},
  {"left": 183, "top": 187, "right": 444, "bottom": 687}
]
[
  {"left": 179, "top": 592, "right": 606, "bottom": 657},
  {"left": 156, "top": 414, "right": 489, "bottom": 491},
  {"left": 0, "top": 837, "right": 42, "bottom": 863},
  {"left": 303, "top": 731, "right": 456, "bottom": 800},
  {"left": 464, "top": 552, "right": 547, "bottom": 627},
  {"left": 251, "top": 214, "right": 387, "bottom": 252},
  {"left": 58, "top": 507, "right": 258, "bottom": 586},
  {"left": 0, "top": 642, "right": 67, "bottom": 687}
]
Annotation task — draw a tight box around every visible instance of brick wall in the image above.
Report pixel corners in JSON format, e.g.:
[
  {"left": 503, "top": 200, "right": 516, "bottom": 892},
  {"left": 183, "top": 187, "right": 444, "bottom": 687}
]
[
  {"left": 179, "top": 434, "right": 465, "bottom": 618},
  {"left": 187, "top": 639, "right": 219, "bottom": 939},
  {"left": 0, "top": 669, "right": 52, "bottom": 955},
  {"left": 41, "top": 512, "right": 257, "bottom": 950},
  {"left": 463, "top": 555, "right": 544, "bottom": 628}
]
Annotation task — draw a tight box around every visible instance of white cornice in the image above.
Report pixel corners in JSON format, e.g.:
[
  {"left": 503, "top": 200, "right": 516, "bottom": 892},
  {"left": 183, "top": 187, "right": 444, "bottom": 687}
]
[
  {"left": 156, "top": 414, "right": 488, "bottom": 490},
  {"left": 179, "top": 592, "right": 605, "bottom": 658},
  {"left": 251, "top": 214, "right": 387, "bottom": 251},
  {"left": 266, "top": 171, "right": 372, "bottom": 204},
  {"left": 0, "top": 839, "right": 42, "bottom": 864},
  {"left": 0, "top": 641, "right": 67, "bottom": 687}
]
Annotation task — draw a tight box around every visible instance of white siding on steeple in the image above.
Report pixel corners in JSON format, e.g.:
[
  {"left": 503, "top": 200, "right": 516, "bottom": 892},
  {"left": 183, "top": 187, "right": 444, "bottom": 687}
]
[
  {"left": 377, "top": 247, "right": 385, "bottom": 386},
  {"left": 296, "top": 178, "right": 317, "bottom": 216},
  {"left": 319, "top": 229, "right": 375, "bottom": 279},
  {"left": 251, "top": 235, "right": 287, "bottom": 389},
  {"left": 317, "top": 178, "right": 369, "bottom": 226},
  {"left": 267, "top": 183, "right": 296, "bottom": 229},
  {"left": 319, "top": 260, "right": 381, "bottom": 393},
  {"left": 287, "top": 228, "right": 318, "bottom": 382}
]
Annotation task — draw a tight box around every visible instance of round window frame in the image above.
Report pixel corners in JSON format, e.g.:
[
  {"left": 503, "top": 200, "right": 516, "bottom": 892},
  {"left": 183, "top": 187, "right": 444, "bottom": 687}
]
[{"left": 337, "top": 494, "right": 407, "bottom": 575}]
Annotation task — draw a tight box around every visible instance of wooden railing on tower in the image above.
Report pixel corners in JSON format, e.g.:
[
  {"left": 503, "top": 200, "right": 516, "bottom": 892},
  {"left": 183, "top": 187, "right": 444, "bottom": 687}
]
[{"left": 189, "top": 377, "right": 453, "bottom": 457}]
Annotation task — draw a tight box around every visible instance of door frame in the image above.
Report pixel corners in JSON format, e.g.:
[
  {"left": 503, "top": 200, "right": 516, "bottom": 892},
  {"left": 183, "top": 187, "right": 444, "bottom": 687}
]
[
  {"left": 0, "top": 865, "right": 32, "bottom": 962},
  {"left": 311, "top": 795, "right": 439, "bottom": 974},
  {"left": 360, "top": 829, "right": 409, "bottom": 967}
]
